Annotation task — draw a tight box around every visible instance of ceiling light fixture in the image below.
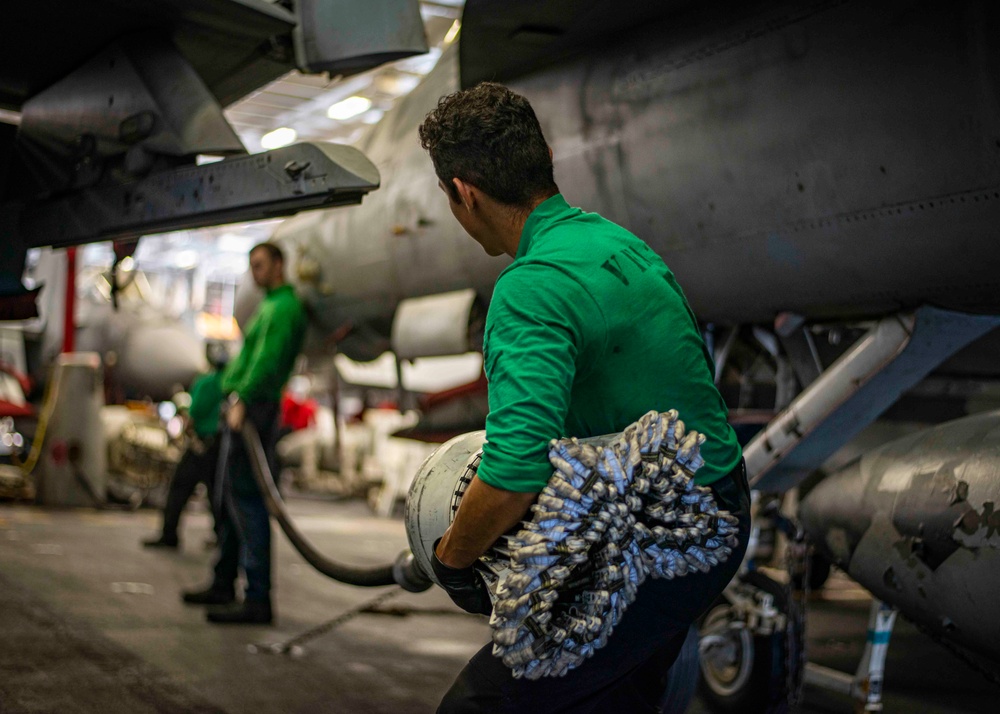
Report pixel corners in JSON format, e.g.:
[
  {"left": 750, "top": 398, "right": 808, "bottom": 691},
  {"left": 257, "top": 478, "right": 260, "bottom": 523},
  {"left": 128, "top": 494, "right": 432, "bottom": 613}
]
[
  {"left": 327, "top": 96, "right": 372, "bottom": 121},
  {"left": 260, "top": 127, "right": 297, "bottom": 150},
  {"left": 444, "top": 20, "right": 461, "bottom": 45}
]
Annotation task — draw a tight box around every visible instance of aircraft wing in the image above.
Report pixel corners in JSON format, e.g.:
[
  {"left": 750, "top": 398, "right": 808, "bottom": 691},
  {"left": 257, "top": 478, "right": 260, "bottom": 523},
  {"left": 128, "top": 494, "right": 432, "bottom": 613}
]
[
  {"left": 0, "top": 0, "right": 428, "bottom": 319},
  {"left": 0, "top": 0, "right": 298, "bottom": 113}
]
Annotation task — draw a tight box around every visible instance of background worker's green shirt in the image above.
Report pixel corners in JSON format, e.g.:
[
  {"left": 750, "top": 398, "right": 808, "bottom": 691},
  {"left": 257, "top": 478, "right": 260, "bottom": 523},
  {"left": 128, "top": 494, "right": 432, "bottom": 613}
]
[
  {"left": 188, "top": 371, "right": 222, "bottom": 438},
  {"left": 222, "top": 284, "right": 307, "bottom": 403},
  {"left": 478, "top": 194, "right": 741, "bottom": 493}
]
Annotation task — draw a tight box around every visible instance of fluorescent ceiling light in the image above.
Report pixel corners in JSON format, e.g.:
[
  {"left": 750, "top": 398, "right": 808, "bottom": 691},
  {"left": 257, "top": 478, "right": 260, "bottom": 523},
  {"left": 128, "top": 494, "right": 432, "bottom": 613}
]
[
  {"left": 444, "top": 20, "right": 461, "bottom": 45},
  {"left": 327, "top": 96, "right": 372, "bottom": 121},
  {"left": 260, "top": 127, "right": 297, "bottom": 150},
  {"left": 174, "top": 250, "right": 199, "bottom": 270}
]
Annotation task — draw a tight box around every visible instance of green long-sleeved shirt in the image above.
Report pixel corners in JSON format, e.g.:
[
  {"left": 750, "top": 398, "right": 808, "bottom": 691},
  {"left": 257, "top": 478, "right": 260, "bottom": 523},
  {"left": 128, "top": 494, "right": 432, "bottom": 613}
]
[
  {"left": 477, "top": 194, "right": 741, "bottom": 493},
  {"left": 222, "top": 284, "right": 307, "bottom": 403},
  {"left": 188, "top": 371, "right": 222, "bottom": 438}
]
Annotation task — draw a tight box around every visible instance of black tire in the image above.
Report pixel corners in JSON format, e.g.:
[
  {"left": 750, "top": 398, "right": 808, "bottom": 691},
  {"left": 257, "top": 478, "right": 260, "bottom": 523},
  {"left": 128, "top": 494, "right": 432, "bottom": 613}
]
[{"left": 697, "top": 573, "right": 795, "bottom": 714}]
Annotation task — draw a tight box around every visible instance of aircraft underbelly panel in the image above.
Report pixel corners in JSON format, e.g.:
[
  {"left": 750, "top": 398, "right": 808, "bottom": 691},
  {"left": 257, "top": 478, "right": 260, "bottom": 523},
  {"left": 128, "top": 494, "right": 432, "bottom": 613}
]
[{"left": 513, "top": 0, "right": 1000, "bottom": 322}]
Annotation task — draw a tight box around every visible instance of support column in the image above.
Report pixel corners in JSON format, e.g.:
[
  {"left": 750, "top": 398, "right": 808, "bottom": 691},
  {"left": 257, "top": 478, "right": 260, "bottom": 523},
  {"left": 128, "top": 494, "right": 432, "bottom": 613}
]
[{"left": 62, "top": 247, "right": 76, "bottom": 354}]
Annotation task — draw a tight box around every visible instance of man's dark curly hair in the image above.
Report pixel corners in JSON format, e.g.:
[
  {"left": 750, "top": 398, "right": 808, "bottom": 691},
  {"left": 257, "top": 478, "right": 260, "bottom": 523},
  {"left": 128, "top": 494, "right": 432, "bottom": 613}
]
[{"left": 418, "top": 82, "right": 557, "bottom": 207}]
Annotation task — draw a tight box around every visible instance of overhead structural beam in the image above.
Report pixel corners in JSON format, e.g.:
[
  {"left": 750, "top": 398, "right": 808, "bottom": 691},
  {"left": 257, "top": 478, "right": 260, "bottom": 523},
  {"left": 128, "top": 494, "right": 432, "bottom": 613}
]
[
  {"left": 746, "top": 306, "right": 1000, "bottom": 492},
  {"left": 12, "top": 142, "right": 380, "bottom": 248}
]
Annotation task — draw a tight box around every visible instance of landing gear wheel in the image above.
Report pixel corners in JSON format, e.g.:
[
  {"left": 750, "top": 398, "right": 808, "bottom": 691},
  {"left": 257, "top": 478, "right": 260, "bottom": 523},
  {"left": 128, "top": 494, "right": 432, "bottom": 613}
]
[
  {"left": 697, "top": 573, "right": 797, "bottom": 714},
  {"left": 698, "top": 601, "right": 758, "bottom": 711}
]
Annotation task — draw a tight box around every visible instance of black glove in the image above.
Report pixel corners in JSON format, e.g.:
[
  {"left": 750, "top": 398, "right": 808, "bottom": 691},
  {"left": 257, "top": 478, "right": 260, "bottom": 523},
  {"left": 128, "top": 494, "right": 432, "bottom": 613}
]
[{"left": 431, "top": 540, "right": 493, "bottom": 616}]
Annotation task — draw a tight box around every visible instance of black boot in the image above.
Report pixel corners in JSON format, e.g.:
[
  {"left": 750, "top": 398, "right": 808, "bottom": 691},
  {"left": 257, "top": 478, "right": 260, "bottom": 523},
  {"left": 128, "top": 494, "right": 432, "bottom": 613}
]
[
  {"left": 206, "top": 600, "right": 273, "bottom": 625},
  {"left": 181, "top": 584, "right": 236, "bottom": 606},
  {"left": 142, "top": 535, "right": 179, "bottom": 550}
]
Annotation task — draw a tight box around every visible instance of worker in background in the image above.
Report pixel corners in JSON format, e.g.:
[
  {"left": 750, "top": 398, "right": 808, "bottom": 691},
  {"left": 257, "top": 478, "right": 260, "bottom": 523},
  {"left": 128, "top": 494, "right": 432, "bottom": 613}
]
[
  {"left": 419, "top": 83, "right": 751, "bottom": 712},
  {"left": 142, "top": 341, "right": 229, "bottom": 550},
  {"left": 181, "top": 242, "right": 307, "bottom": 625}
]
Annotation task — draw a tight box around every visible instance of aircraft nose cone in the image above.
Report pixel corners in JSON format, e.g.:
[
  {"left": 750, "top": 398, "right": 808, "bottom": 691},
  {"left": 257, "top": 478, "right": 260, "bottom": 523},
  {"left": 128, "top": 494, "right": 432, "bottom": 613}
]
[{"left": 799, "top": 461, "right": 871, "bottom": 569}]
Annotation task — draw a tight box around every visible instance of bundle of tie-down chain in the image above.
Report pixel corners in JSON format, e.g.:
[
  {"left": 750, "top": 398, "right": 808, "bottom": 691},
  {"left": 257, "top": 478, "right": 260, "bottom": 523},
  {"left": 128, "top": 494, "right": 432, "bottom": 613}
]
[{"left": 487, "top": 409, "right": 740, "bottom": 680}]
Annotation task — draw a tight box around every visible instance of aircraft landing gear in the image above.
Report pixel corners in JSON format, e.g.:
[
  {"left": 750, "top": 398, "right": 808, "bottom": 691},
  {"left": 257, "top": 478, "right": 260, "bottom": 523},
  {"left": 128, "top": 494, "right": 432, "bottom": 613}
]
[
  {"left": 698, "top": 570, "right": 804, "bottom": 714},
  {"left": 803, "top": 599, "right": 898, "bottom": 712}
]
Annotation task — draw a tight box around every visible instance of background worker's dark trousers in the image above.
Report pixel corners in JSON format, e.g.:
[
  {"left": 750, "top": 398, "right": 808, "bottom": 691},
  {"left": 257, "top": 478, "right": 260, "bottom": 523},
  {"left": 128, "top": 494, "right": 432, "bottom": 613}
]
[
  {"left": 157, "top": 438, "right": 220, "bottom": 544},
  {"left": 211, "top": 401, "right": 279, "bottom": 603}
]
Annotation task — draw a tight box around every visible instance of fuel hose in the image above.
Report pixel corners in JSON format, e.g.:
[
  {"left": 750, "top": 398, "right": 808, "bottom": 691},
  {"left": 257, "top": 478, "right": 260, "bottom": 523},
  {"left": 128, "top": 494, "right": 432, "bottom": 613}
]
[{"left": 239, "top": 421, "right": 431, "bottom": 592}]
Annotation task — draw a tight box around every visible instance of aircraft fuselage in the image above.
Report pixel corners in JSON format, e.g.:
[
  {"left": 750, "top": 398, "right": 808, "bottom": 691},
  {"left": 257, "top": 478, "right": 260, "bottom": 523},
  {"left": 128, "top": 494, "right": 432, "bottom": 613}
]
[{"left": 279, "top": 0, "right": 1000, "bottom": 364}]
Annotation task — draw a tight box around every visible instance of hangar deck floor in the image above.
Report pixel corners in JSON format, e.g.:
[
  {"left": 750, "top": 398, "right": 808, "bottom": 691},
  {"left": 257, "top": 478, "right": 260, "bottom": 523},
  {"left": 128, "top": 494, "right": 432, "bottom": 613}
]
[{"left": 0, "top": 497, "right": 994, "bottom": 713}]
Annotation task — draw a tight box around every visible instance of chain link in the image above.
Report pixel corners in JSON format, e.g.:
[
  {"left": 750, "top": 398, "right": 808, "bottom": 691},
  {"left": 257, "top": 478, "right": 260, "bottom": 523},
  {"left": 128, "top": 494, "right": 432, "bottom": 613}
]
[{"left": 249, "top": 588, "right": 403, "bottom": 656}]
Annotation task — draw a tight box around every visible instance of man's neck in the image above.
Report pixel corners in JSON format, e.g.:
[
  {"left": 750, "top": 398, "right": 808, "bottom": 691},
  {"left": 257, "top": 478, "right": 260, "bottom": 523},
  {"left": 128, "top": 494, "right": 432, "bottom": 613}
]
[{"left": 492, "top": 191, "right": 557, "bottom": 258}]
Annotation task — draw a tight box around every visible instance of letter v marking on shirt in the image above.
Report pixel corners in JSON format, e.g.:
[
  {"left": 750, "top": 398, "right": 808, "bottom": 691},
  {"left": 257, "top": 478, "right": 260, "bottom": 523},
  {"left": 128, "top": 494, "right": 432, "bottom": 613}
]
[{"left": 601, "top": 254, "right": 630, "bottom": 286}]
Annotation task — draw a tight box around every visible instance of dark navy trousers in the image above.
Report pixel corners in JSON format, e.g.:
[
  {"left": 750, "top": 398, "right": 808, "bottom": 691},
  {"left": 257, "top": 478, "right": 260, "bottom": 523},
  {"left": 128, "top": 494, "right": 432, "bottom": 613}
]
[
  {"left": 159, "top": 438, "right": 220, "bottom": 543},
  {"left": 438, "top": 460, "right": 752, "bottom": 714},
  {"left": 212, "top": 401, "right": 279, "bottom": 603}
]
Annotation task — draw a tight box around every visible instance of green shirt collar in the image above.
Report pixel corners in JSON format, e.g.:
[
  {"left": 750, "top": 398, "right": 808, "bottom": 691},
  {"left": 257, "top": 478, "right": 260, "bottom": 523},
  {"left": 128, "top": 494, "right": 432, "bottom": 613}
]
[{"left": 516, "top": 193, "right": 574, "bottom": 260}]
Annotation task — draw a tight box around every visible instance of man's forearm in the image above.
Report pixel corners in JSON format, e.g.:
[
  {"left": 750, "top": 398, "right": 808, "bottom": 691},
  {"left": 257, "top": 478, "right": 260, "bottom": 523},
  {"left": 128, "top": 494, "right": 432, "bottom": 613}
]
[{"left": 435, "top": 476, "right": 538, "bottom": 568}]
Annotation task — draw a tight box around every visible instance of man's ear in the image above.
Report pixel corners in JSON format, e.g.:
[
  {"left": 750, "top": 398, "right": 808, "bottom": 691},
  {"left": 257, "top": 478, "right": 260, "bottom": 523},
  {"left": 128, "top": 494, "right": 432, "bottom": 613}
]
[{"left": 453, "top": 178, "right": 477, "bottom": 211}]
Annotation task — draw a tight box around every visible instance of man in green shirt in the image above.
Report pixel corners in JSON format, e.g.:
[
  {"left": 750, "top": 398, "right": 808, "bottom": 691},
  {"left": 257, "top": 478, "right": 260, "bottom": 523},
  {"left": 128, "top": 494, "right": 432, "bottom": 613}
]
[
  {"left": 419, "top": 84, "right": 750, "bottom": 712},
  {"left": 182, "top": 243, "right": 307, "bottom": 625}
]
